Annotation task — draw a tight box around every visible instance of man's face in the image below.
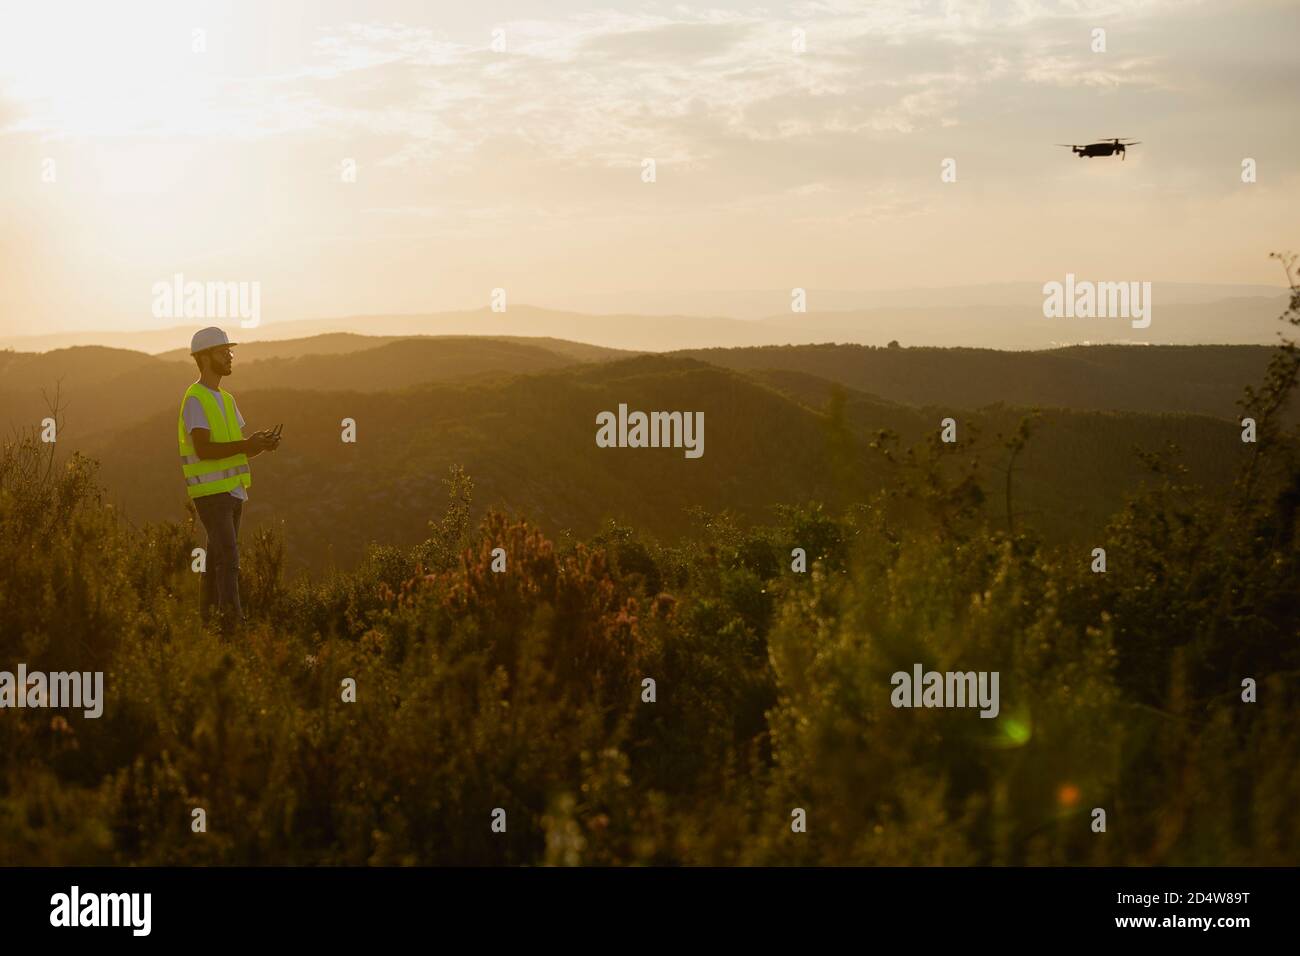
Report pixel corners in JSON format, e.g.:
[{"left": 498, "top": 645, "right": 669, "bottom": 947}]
[{"left": 203, "top": 345, "right": 234, "bottom": 376}]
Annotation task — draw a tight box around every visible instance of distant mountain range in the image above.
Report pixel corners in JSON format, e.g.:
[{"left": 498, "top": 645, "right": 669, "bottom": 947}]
[
  {"left": 540, "top": 282, "right": 1291, "bottom": 318},
  {"left": 1, "top": 283, "right": 1289, "bottom": 354}
]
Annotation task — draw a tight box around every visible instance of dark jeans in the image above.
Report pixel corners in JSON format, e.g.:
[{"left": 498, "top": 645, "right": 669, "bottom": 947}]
[{"left": 194, "top": 492, "right": 243, "bottom": 630}]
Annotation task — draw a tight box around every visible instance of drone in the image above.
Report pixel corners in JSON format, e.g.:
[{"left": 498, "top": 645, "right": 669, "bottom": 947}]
[{"left": 1056, "top": 137, "right": 1141, "bottom": 160}]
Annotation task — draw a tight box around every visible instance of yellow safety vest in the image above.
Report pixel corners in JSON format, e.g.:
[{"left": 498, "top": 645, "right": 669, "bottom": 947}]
[{"left": 177, "top": 383, "right": 252, "bottom": 498}]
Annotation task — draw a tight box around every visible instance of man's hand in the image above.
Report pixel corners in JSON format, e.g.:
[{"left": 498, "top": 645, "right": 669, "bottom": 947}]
[
  {"left": 244, "top": 429, "right": 283, "bottom": 455},
  {"left": 248, "top": 429, "right": 281, "bottom": 454}
]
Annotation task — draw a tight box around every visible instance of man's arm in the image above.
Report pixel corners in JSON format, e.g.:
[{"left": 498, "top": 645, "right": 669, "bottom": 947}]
[{"left": 191, "top": 427, "right": 273, "bottom": 460}]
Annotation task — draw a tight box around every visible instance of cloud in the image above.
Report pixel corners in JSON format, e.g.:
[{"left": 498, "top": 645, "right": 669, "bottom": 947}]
[
  {"left": 582, "top": 20, "right": 757, "bottom": 62},
  {"left": 1, "top": 0, "right": 1295, "bottom": 329}
]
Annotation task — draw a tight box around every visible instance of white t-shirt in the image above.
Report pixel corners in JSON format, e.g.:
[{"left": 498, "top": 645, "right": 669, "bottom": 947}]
[{"left": 182, "top": 384, "right": 248, "bottom": 501}]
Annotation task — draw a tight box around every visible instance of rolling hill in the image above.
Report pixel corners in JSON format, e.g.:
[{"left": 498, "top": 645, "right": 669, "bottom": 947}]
[
  {"left": 69, "top": 353, "right": 1244, "bottom": 572},
  {"left": 2, "top": 335, "right": 1274, "bottom": 572},
  {"left": 673, "top": 343, "right": 1288, "bottom": 422},
  {"left": 0, "top": 336, "right": 621, "bottom": 444}
]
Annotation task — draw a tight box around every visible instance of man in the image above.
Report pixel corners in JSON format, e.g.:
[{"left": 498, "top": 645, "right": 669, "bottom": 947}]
[{"left": 178, "top": 327, "right": 280, "bottom": 631}]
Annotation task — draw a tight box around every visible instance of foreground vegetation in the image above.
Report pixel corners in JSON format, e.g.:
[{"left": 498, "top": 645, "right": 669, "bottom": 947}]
[{"left": 2, "top": 280, "right": 1298, "bottom": 865}]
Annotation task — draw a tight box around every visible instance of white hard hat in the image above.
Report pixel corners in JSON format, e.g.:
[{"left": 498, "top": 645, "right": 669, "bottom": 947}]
[{"left": 190, "top": 327, "right": 237, "bottom": 355}]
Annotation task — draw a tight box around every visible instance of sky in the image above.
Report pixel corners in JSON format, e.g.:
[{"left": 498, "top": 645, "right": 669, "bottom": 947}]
[{"left": 1, "top": 0, "right": 1297, "bottom": 338}]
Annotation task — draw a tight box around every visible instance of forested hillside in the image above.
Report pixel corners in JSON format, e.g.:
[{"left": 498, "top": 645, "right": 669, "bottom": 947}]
[
  {"left": 0, "top": 339, "right": 1268, "bottom": 572},
  {"left": 675, "top": 343, "right": 1288, "bottom": 421}
]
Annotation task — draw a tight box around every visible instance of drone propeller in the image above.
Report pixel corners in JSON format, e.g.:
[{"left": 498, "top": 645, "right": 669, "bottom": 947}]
[{"left": 1055, "top": 144, "right": 1082, "bottom": 148}]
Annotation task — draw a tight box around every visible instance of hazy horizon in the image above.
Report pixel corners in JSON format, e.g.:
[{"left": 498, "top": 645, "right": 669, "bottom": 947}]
[{"left": 0, "top": 279, "right": 1289, "bottom": 355}]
